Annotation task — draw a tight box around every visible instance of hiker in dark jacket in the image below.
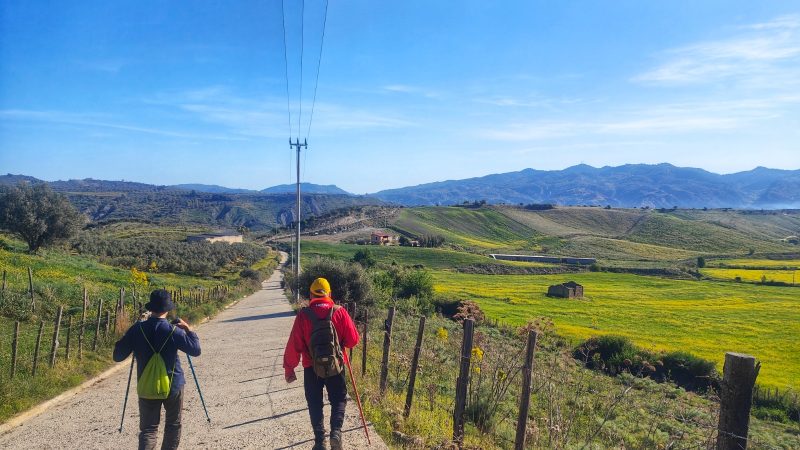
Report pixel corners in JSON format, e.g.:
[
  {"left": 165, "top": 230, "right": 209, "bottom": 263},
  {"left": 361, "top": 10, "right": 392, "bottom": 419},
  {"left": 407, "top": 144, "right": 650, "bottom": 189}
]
[
  {"left": 114, "top": 289, "right": 201, "bottom": 450},
  {"left": 284, "top": 277, "right": 359, "bottom": 450}
]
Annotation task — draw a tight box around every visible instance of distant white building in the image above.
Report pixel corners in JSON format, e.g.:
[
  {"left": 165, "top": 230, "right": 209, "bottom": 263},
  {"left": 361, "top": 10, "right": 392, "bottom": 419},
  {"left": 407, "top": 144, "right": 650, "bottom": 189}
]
[{"left": 187, "top": 232, "right": 243, "bottom": 244}]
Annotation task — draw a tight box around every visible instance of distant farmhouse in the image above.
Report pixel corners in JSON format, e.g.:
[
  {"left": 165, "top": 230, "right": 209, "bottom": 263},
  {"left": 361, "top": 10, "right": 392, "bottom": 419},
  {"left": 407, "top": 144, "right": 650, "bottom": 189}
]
[
  {"left": 371, "top": 232, "right": 398, "bottom": 246},
  {"left": 187, "top": 231, "right": 243, "bottom": 244},
  {"left": 547, "top": 281, "right": 584, "bottom": 298},
  {"left": 489, "top": 254, "right": 597, "bottom": 265}
]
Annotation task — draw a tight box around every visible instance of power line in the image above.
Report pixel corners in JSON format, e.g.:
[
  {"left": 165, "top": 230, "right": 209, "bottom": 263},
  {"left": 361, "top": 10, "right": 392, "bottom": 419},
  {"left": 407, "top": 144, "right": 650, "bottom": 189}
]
[
  {"left": 305, "top": 0, "right": 329, "bottom": 140},
  {"left": 297, "top": 0, "right": 305, "bottom": 137},
  {"left": 280, "top": 0, "right": 293, "bottom": 138}
]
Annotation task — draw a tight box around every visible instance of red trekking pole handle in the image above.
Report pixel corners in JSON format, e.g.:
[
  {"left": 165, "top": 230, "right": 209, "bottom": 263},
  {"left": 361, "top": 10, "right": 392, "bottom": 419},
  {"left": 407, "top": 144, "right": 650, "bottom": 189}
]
[{"left": 345, "top": 357, "right": 370, "bottom": 445}]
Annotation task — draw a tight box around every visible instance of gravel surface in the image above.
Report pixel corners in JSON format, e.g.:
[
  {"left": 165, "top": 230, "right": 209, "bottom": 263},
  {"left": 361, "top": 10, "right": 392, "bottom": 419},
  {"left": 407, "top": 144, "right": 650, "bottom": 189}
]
[{"left": 0, "top": 256, "right": 387, "bottom": 449}]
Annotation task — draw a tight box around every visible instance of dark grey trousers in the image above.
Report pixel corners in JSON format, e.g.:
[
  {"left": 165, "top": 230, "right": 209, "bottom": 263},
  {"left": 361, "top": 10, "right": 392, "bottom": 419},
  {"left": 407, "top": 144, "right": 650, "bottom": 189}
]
[{"left": 138, "top": 388, "right": 183, "bottom": 450}]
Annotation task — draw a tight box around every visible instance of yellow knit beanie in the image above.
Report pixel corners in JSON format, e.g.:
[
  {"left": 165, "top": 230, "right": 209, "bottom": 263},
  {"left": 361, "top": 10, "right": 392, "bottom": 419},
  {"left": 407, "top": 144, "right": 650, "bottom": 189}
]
[{"left": 310, "top": 277, "right": 331, "bottom": 297}]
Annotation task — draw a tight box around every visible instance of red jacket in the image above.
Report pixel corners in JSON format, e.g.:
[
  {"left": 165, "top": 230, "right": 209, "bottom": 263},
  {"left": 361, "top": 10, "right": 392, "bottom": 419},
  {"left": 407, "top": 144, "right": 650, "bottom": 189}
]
[{"left": 283, "top": 297, "right": 360, "bottom": 375}]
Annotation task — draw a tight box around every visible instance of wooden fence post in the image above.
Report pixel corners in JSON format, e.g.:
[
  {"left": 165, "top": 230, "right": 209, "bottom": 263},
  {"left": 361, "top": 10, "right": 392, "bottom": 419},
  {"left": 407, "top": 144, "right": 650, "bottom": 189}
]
[
  {"left": 93, "top": 299, "right": 103, "bottom": 352},
  {"left": 2, "top": 269, "right": 6, "bottom": 293},
  {"left": 453, "top": 318, "right": 475, "bottom": 446},
  {"left": 379, "top": 306, "right": 396, "bottom": 394},
  {"left": 65, "top": 315, "right": 72, "bottom": 361},
  {"left": 32, "top": 321, "right": 45, "bottom": 376},
  {"left": 28, "top": 267, "right": 35, "bottom": 311},
  {"left": 404, "top": 316, "right": 426, "bottom": 418},
  {"left": 361, "top": 309, "right": 369, "bottom": 377},
  {"left": 49, "top": 305, "right": 64, "bottom": 368},
  {"left": 79, "top": 288, "right": 87, "bottom": 360},
  {"left": 104, "top": 309, "right": 111, "bottom": 338},
  {"left": 717, "top": 352, "right": 760, "bottom": 450},
  {"left": 11, "top": 322, "right": 19, "bottom": 377},
  {"left": 514, "top": 330, "right": 538, "bottom": 450}
]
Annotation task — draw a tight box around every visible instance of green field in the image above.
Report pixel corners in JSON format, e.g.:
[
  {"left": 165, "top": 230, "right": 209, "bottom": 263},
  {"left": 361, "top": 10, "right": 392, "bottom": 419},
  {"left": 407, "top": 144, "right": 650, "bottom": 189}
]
[
  {"left": 304, "top": 239, "right": 799, "bottom": 389},
  {"left": 709, "top": 258, "right": 800, "bottom": 269},
  {"left": 301, "top": 240, "right": 555, "bottom": 270},
  {"left": 702, "top": 268, "right": 799, "bottom": 284},
  {"left": 432, "top": 271, "right": 799, "bottom": 389}
]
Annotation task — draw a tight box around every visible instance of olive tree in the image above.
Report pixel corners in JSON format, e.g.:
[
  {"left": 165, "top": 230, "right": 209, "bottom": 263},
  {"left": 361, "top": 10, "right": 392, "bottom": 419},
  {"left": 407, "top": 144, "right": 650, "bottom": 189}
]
[{"left": 0, "top": 183, "right": 84, "bottom": 253}]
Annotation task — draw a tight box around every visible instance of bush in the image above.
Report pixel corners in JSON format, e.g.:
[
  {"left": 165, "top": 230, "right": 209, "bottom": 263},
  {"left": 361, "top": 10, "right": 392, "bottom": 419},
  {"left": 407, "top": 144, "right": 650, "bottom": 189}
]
[
  {"left": 395, "top": 269, "right": 434, "bottom": 300},
  {"left": 453, "top": 300, "right": 485, "bottom": 325},
  {"left": 576, "top": 336, "right": 718, "bottom": 392},
  {"left": 296, "top": 257, "right": 373, "bottom": 307},
  {"left": 352, "top": 248, "right": 376, "bottom": 268},
  {"left": 239, "top": 268, "right": 264, "bottom": 289},
  {"left": 0, "top": 183, "right": 84, "bottom": 253}
]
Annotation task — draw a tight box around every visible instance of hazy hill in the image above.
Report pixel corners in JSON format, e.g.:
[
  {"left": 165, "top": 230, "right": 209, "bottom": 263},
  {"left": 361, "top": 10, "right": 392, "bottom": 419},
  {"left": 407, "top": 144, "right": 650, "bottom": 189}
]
[
  {"left": 261, "top": 183, "right": 351, "bottom": 195},
  {"left": 170, "top": 183, "right": 257, "bottom": 194},
  {"left": 0, "top": 174, "right": 381, "bottom": 230},
  {"left": 372, "top": 164, "right": 800, "bottom": 208},
  {"left": 0, "top": 175, "right": 166, "bottom": 192}
]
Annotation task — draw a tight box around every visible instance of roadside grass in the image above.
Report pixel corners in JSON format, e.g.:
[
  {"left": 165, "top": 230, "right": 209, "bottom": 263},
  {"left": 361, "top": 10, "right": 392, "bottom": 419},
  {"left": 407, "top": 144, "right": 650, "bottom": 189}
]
[
  {"left": 356, "top": 309, "right": 800, "bottom": 448},
  {"left": 0, "top": 233, "right": 274, "bottom": 423},
  {"left": 432, "top": 271, "right": 799, "bottom": 390},
  {"left": 701, "top": 268, "right": 799, "bottom": 284}
]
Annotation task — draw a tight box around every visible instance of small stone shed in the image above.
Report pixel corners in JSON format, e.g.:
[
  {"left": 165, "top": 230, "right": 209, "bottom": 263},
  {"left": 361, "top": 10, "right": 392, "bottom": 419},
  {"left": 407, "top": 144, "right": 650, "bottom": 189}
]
[{"left": 547, "top": 281, "right": 584, "bottom": 298}]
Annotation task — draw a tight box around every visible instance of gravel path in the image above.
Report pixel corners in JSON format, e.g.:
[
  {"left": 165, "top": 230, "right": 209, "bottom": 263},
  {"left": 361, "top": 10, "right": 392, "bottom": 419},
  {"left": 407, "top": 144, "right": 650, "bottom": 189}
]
[{"left": 0, "top": 256, "right": 387, "bottom": 449}]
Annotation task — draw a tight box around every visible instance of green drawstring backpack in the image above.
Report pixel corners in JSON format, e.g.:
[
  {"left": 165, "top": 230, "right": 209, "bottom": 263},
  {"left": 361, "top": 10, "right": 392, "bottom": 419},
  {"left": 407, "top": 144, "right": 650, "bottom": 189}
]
[{"left": 137, "top": 324, "right": 177, "bottom": 400}]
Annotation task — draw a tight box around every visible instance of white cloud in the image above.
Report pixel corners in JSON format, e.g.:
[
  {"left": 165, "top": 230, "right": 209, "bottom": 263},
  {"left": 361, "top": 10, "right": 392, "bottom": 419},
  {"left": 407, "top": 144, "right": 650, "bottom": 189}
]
[
  {"left": 382, "top": 84, "right": 441, "bottom": 98},
  {"left": 476, "top": 94, "right": 800, "bottom": 142},
  {"left": 634, "top": 14, "right": 800, "bottom": 85},
  {"left": 0, "top": 109, "right": 244, "bottom": 141}
]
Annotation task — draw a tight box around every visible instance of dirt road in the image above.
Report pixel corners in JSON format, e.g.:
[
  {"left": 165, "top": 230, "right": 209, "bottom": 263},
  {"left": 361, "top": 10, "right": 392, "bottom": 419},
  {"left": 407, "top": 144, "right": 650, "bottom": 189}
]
[{"left": 0, "top": 256, "right": 387, "bottom": 449}]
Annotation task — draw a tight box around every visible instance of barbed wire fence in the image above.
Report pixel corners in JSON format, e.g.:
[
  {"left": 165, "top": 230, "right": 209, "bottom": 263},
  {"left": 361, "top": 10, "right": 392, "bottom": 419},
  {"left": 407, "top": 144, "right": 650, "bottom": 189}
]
[{"left": 346, "top": 303, "right": 790, "bottom": 449}]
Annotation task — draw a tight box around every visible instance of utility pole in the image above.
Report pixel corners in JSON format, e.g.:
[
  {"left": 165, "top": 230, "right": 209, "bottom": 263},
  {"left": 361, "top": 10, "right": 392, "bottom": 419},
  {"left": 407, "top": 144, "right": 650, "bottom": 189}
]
[{"left": 290, "top": 138, "right": 307, "bottom": 303}]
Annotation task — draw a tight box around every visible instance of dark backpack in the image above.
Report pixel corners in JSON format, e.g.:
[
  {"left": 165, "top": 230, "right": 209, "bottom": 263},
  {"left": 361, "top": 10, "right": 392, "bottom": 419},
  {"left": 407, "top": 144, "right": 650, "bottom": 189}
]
[{"left": 303, "top": 305, "right": 344, "bottom": 378}]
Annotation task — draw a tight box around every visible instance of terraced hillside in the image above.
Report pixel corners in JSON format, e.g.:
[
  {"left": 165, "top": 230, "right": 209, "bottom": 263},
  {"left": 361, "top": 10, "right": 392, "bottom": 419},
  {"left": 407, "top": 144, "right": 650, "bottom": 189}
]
[{"left": 385, "top": 206, "right": 799, "bottom": 264}]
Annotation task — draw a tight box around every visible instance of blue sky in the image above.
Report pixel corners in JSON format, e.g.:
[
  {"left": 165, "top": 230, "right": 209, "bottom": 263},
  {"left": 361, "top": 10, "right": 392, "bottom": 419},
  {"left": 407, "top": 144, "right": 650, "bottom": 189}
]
[{"left": 2, "top": 1, "right": 800, "bottom": 193}]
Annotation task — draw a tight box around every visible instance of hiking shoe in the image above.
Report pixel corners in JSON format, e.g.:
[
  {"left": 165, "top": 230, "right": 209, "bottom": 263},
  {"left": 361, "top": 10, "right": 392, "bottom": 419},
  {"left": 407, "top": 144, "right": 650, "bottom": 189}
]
[
  {"left": 313, "top": 429, "right": 328, "bottom": 450},
  {"left": 312, "top": 439, "right": 328, "bottom": 450},
  {"left": 329, "top": 430, "right": 343, "bottom": 450}
]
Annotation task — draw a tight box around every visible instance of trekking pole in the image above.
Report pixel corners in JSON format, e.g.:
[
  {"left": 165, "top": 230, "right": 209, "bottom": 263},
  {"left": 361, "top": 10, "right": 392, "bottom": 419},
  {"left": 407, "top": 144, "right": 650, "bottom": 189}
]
[
  {"left": 187, "top": 354, "right": 211, "bottom": 423},
  {"left": 118, "top": 355, "right": 135, "bottom": 432},
  {"left": 119, "top": 312, "right": 147, "bottom": 433},
  {"left": 345, "top": 358, "right": 370, "bottom": 444}
]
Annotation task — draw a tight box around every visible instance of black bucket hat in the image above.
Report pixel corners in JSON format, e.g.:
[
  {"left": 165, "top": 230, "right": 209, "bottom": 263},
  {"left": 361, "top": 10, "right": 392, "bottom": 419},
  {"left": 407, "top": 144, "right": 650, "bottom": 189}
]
[{"left": 145, "top": 289, "right": 175, "bottom": 313}]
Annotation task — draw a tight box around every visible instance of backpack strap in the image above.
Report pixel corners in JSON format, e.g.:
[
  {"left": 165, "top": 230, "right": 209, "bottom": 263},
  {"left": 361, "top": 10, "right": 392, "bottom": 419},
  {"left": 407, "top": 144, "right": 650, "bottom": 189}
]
[
  {"left": 327, "top": 305, "right": 340, "bottom": 320},
  {"left": 302, "top": 307, "right": 320, "bottom": 325},
  {"left": 139, "top": 323, "right": 176, "bottom": 355}
]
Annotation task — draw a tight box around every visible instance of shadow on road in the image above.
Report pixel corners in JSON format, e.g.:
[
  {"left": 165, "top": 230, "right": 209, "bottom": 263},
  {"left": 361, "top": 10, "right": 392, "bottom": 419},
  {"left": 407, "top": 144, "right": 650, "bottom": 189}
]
[
  {"left": 241, "top": 385, "right": 303, "bottom": 399},
  {"left": 222, "top": 311, "right": 295, "bottom": 322},
  {"left": 222, "top": 407, "right": 309, "bottom": 429}
]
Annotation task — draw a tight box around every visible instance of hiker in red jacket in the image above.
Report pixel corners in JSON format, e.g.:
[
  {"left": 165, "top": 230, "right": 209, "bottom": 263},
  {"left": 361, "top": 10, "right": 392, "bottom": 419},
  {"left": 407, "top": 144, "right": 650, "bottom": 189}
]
[{"left": 284, "top": 277, "right": 359, "bottom": 450}]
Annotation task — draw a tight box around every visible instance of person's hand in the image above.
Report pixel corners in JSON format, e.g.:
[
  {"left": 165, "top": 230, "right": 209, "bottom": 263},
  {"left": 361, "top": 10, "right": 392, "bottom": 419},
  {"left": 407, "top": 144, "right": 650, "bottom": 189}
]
[
  {"left": 285, "top": 369, "right": 297, "bottom": 384},
  {"left": 173, "top": 318, "right": 192, "bottom": 332}
]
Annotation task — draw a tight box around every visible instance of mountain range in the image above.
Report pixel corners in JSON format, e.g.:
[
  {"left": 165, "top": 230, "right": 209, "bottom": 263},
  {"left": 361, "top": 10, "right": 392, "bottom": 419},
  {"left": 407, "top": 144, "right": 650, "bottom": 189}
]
[
  {"left": 3, "top": 163, "right": 800, "bottom": 209},
  {"left": 371, "top": 164, "right": 800, "bottom": 209}
]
